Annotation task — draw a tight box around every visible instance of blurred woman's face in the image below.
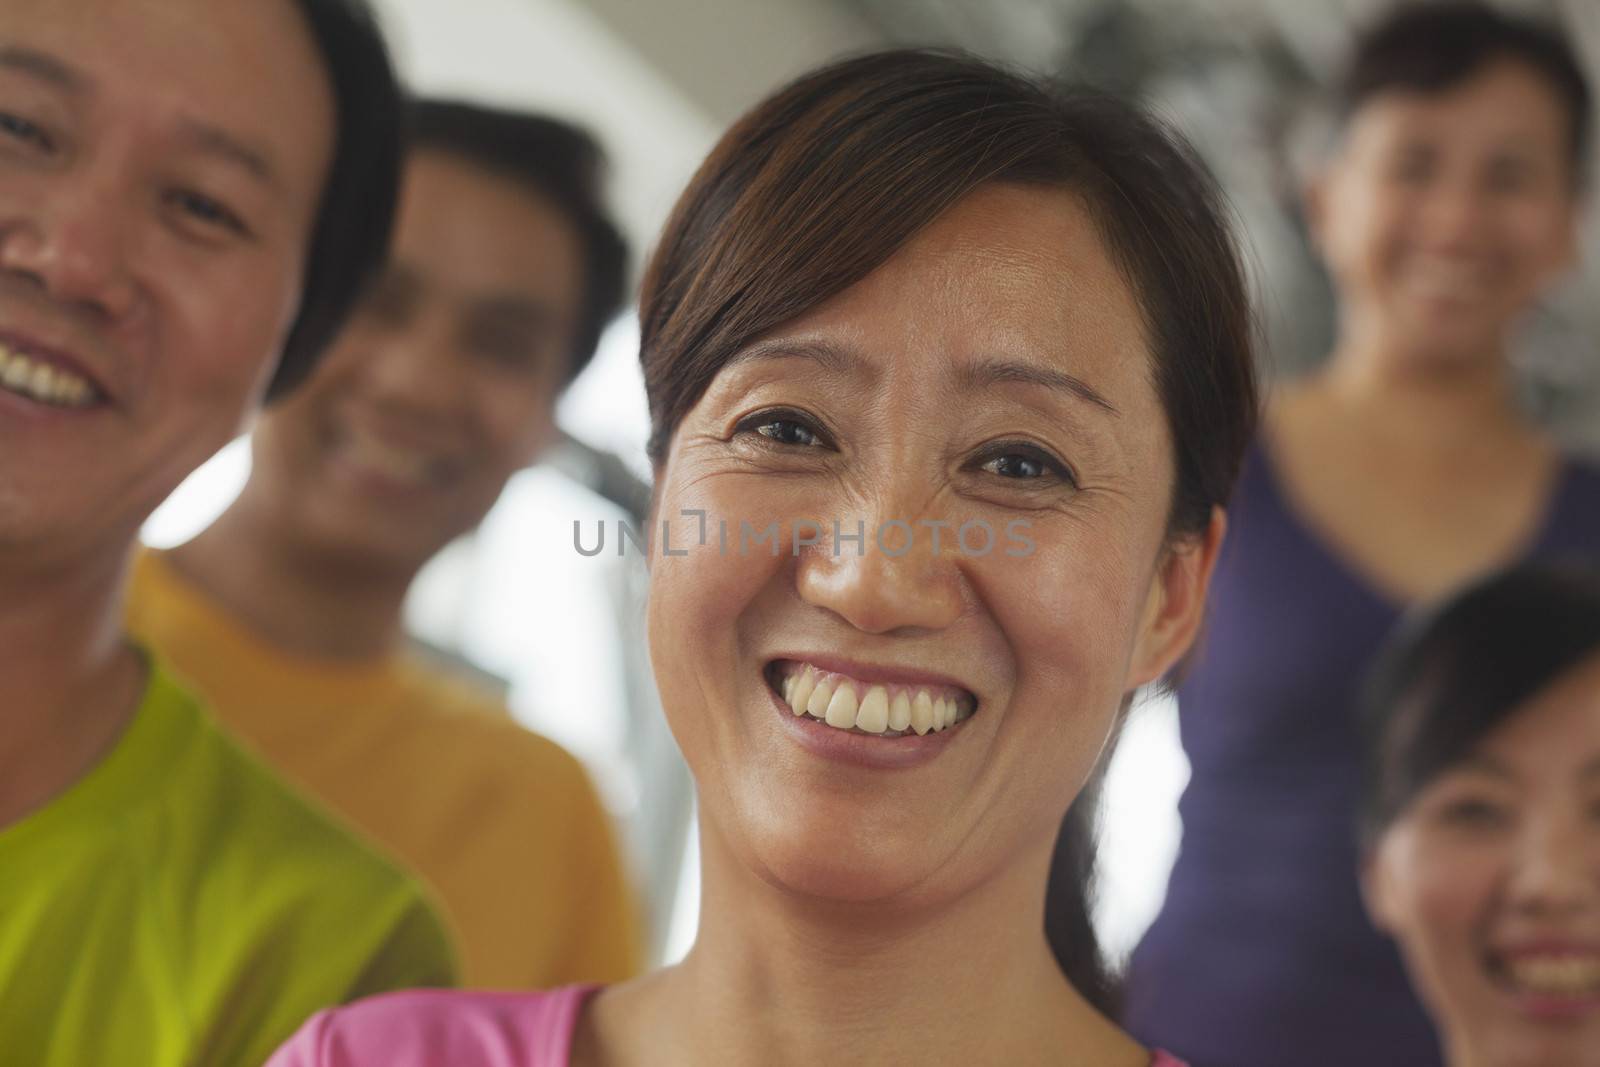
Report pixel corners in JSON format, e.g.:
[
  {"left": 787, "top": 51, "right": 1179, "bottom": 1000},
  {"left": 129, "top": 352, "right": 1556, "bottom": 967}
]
[
  {"left": 1311, "top": 59, "right": 1579, "bottom": 368},
  {"left": 0, "top": 0, "right": 334, "bottom": 567},
  {"left": 1366, "top": 652, "right": 1600, "bottom": 1067},
  {"left": 647, "top": 183, "right": 1219, "bottom": 906}
]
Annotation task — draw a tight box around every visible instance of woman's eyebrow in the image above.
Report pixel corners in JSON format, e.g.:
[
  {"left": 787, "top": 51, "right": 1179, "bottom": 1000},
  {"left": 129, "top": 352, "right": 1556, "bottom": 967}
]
[
  {"left": 727, "top": 337, "right": 865, "bottom": 378},
  {"left": 956, "top": 357, "right": 1120, "bottom": 417}
]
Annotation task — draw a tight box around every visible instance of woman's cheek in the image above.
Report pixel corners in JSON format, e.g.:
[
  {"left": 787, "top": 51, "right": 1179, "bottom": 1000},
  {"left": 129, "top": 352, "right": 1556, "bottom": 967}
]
[{"left": 1396, "top": 833, "right": 1503, "bottom": 979}]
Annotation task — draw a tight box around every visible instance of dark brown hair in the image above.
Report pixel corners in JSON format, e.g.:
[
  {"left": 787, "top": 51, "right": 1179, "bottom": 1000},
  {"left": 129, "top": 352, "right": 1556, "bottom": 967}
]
[
  {"left": 266, "top": 0, "right": 404, "bottom": 400},
  {"left": 1339, "top": 1, "right": 1592, "bottom": 182},
  {"left": 638, "top": 48, "right": 1259, "bottom": 1011},
  {"left": 1360, "top": 561, "right": 1600, "bottom": 847},
  {"left": 407, "top": 99, "right": 628, "bottom": 385}
]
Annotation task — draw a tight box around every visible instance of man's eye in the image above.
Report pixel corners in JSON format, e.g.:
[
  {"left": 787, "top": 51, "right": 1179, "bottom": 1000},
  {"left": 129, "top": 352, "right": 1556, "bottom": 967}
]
[
  {"left": 0, "top": 111, "right": 52, "bottom": 151},
  {"left": 167, "top": 189, "right": 250, "bottom": 238}
]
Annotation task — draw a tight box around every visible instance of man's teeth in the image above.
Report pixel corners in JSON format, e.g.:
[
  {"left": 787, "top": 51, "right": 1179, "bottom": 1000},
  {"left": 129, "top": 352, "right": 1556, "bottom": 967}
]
[
  {"left": 780, "top": 664, "right": 973, "bottom": 737},
  {"left": 345, "top": 432, "right": 436, "bottom": 485},
  {"left": 1502, "top": 954, "right": 1600, "bottom": 997},
  {"left": 0, "top": 343, "right": 95, "bottom": 408}
]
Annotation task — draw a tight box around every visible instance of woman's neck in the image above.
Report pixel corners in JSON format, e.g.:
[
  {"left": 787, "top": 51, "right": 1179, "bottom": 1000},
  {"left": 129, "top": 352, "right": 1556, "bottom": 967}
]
[
  {"left": 0, "top": 545, "right": 144, "bottom": 828},
  {"left": 1304, "top": 328, "right": 1535, "bottom": 452},
  {"left": 170, "top": 484, "right": 412, "bottom": 663},
  {"left": 594, "top": 824, "right": 1145, "bottom": 1067}
]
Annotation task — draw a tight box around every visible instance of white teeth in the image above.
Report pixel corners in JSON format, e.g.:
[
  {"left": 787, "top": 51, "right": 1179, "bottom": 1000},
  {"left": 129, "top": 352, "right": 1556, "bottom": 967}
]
[
  {"left": 345, "top": 431, "right": 435, "bottom": 485},
  {"left": 789, "top": 669, "right": 816, "bottom": 717},
  {"left": 805, "top": 679, "right": 834, "bottom": 719},
  {"left": 779, "top": 662, "right": 974, "bottom": 739},
  {"left": 1503, "top": 955, "right": 1600, "bottom": 996},
  {"left": 855, "top": 687, "right": 889, "bottom": 734},
  {"left": 824, "top": 685, "right": 859, "bottom": 729},
  {"left": 887, "top": 691, "right": 911, "bottom": 733},
  {"left": 0, "top": 342, "right": 96, "bottom": 408}
]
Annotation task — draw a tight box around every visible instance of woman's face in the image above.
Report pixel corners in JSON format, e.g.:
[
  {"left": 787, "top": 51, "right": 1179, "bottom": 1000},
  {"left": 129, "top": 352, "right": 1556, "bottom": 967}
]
[
  {"left": 1310, "top": 59, "right": 1579, "bottom": 368},
  {"left": 0, "top": 0, "right": 335, "bottom": 567},
  {"left": 647, "top": 183, "right": 1221, "bottom": 905},
  {"left": 1367, "top": 652, "right": 1600, "bottom": 1067}
]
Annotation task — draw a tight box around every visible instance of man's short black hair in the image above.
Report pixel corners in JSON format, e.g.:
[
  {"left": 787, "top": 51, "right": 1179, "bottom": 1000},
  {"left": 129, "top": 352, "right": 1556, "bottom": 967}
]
[
  {"left": 407, "top": 99, "right": 629, "bottom": 386},
  {"left": 1339, "top": 1, "right": 1592, "bottom": 182},
  {"left": 270, "top": 0, "right": 405, "bottom": 401}
]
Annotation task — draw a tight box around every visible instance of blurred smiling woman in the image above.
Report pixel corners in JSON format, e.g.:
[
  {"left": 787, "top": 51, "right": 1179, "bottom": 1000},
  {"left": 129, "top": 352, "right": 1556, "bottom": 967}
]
[
  {"left": 0, "top": 2, "right": 455, "bottom": 1065},
  {"left": 269, "top": 49, "right": 1257, "bottom": 1067},
  {"left": 1361, "top": 564, "right": 1600, "bottom": 1067}
]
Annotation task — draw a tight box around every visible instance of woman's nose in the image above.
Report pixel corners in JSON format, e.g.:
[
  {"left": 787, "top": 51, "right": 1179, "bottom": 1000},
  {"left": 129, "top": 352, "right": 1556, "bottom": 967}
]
[
  {"left": 794, "top": 506, "right": 967, "bottom": 636},
  {"left": 1507, "top": 815, "right": 1600, "bottom": 918}
]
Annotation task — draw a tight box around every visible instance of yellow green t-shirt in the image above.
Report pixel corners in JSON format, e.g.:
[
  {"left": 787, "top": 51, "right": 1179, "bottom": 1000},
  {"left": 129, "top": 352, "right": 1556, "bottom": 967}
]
[
  {"left": 126, "top": 547, "right": 643, "bottom": 989},
  {"left": 0, "top": 664, "right": 458, "bottom": 1067}
]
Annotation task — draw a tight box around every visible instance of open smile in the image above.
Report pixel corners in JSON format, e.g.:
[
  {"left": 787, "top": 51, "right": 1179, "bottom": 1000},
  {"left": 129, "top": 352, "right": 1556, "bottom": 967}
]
[
  {"left": 764, "top": 658, "right": 978, "bottom": 738},
  {"left": 0, "top": 336, "right": 105, "bottom": 411}
]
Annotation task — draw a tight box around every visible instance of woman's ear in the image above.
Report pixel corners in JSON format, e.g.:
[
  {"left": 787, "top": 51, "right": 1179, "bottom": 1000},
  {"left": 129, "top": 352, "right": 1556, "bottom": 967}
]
[
  {"left": 1124, "top": 505, "right": 1227, "bottom": 691},
  {"left": 1302, "top": 168, "right": 1333, "bottom": 258},
  {"left": 1359, "top": 845, "right": 1399, "bottom": 935}
]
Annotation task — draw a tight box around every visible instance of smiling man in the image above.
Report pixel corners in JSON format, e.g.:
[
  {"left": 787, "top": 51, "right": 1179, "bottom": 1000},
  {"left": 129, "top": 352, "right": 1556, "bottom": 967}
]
[
  {"left": 126, "top": 99, "right": 643, "bottom": 989},
  {"left": 0, "top": 2, "right": 459, "bottom": 1066}
]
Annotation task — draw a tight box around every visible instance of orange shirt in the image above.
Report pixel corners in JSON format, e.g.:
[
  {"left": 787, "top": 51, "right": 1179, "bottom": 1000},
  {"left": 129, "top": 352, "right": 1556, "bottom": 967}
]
[{"left": 125, "top": 547, "right": 642, "bottom": 990}]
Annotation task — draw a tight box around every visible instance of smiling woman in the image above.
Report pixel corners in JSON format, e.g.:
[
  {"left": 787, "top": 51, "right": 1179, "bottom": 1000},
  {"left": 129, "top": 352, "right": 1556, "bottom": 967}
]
[
  {"left": 0, "top": 1, "right": 458, "bottom": 1065},
  {"left": 267, "top": 48, "right": 1257, "bottom": 1067},
  {"left": 1359, "top": 563, "right": 1600, "bottom": 1067}
]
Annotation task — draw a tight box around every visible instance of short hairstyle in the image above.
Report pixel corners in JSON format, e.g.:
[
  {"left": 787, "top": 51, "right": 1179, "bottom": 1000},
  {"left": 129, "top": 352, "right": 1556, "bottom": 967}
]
[
  {"left": 641, "top": 48, "right": 1258, "bottom": 540},
  {"left": 1359, "top": 561, "right": 1600, "bottom": 846},
  {"left": 406, "top": 99, "right": 629, "bottom": 386},
  {"left": 639, "top": 47, "right": 1260, "bottom": 1009},
  {"left": 269, "top": 0, "right": 405, "bottom": 401},
  {"left": 1338, "top": 1, "right": 1593, "bottom": 181}
]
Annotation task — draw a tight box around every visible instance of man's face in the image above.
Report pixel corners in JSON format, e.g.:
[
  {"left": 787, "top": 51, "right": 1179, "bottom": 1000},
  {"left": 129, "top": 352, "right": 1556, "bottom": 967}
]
[
  {"left": 249, "top": 149, "right": 587, "bottom": 571},
  {"left": 0, "top": 0, "right": 334, "bottom": 569}
]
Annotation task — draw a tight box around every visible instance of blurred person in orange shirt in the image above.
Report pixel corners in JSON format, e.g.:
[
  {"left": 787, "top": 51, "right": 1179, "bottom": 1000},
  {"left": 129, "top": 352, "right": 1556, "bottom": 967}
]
[{"left": 127, "top": 99, "right": 643, "bottom": 990}]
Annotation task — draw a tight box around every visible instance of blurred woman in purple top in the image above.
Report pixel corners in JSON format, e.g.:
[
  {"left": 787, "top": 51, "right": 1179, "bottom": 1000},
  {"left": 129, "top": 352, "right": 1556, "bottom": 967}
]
[
  {"left": 1360, "top": 563, "right": 1600, "bottom": 1067},
  {"left": 269, "top": 46, "right": 1259, "bottom": 1067},
  {"left": 1121, "top": 5, "right": 1600, "bottom": 1066}
]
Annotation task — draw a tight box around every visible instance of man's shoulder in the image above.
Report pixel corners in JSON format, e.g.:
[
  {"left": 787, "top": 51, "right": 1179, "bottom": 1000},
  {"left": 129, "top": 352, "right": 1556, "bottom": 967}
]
[
  {"left": 160, "top": 667, "right": 443, "bottom": 904},
  {"left": 392, "top": 657, "right": 594, "bottom": 789}
]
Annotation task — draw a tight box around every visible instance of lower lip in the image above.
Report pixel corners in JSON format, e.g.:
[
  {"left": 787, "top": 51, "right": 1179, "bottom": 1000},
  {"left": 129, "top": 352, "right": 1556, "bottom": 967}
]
[
  {"left": 765, "top": 677, "right": 968, "bottom": 771},
  {"left": 0, "top": 382, "right": 103, "bottom": 422},
  {"left": 326, "top": 448, "right": 437, "bottom": 502},
  {"left": 1504, "top": 989, "right": 1600, "bottom": 1021}
]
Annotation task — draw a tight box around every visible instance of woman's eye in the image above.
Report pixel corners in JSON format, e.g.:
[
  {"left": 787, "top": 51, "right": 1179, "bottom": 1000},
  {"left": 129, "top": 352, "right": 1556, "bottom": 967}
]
[
  {"left": 737, "top": 411, "right": 828, "bottom": 449},
  {"left": 0, "top": 111, "right": 51, "bottom": 151},
  {"left": 974, "top": 444, "right": 1076, "bottom": 487},
  {"left": 1438, "top": 798, "right": 1510, "bottom": 829}
]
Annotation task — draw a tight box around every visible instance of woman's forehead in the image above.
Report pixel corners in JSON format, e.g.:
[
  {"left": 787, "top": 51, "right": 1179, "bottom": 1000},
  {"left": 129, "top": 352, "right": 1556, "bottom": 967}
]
[{"left": 762, "top": 185, "right": 1158, "bottom": 405}]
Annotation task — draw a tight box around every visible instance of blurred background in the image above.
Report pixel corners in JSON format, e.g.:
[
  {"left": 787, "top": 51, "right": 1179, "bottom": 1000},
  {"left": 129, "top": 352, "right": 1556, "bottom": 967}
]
[{"left": 142, "top": 0, "right": 1600, "bottom": 970}]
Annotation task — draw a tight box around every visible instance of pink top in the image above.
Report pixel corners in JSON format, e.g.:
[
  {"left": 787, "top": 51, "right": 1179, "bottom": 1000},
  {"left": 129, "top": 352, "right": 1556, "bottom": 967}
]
[{"left": 266, "top": 985, "right": 1191, "bottom": 1066}]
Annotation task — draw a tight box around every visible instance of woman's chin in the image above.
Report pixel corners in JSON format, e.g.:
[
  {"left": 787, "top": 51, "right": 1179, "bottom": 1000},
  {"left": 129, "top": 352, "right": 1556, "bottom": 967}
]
[{"left": 742, "top": 812, "right": 955, "bottom": 906}]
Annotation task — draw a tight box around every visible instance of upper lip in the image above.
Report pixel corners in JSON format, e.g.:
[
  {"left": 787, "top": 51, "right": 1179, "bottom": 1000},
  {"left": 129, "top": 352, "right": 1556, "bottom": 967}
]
[
  {"left": 768, "top": 652, "right": 980, "bottom": 700},
  {"left": 0, "top": 325, "right": 111, "bottom": 400},
  {"left": 1493, "top": 939, "right": 1600, "bottom": 960}
]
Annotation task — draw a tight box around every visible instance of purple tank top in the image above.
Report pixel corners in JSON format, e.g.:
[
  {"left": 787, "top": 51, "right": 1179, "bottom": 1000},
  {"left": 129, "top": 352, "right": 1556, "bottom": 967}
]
[{"left": 1123, "top": 440, "right": 1600, "bottom": 1067}]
